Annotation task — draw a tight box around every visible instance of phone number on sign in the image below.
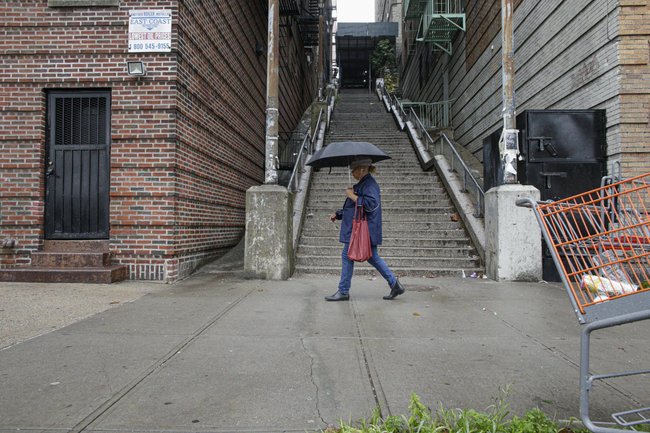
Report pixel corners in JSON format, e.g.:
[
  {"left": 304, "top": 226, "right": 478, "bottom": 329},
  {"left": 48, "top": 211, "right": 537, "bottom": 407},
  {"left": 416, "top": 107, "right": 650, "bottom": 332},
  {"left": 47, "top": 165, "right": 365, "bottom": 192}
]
[{"left": 129, "top": 42, "right": 171, "bottom": 51}]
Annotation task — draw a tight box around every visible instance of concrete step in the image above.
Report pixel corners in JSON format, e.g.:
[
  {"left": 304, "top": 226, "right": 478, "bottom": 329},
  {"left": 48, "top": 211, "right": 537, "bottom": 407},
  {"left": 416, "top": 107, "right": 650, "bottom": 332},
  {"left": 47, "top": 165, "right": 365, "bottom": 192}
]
[
  {"left": 293, "top": 265, "right": 479, "bottom": 278},
  {"left": 309, "top": 181, "right": 443, "bottom": 190},
  {"left": 303, "top": 211, "right": 463, "bottom": 224},
  {"left": 335, "top": 105, "right": 385, "bottom": 110},
  {"left": 309, "top": 184, "right": 445, "bottom": 193},
  {"left": 43, "top": 239, "right": 109, "bottom": 252},
  {"left": 305, "top": 206, "right": 456, "bottom": 215},
  {"left": 308, "top": 194, "right": 448, "bottom": 202},
  {"left": 312, "top": 177, "right": 439, "bottom": 183},
  {"left": 309, "top": 194, "right": 452, "bottom": 203},
  {"left": 313, "top": 173, "right": 438, "bottom": 181},
  {"left": 299, "top": 236, "right": 472, "bottom": 248},
  {"left": 0, "top": 266, "right": 128, "bottom": 284},
  {"left": 295, "top": 254, "right": 481, "bottom": 269},
  {"left": 326, "top": 133, "right": 405, "bottom": 138},
  {"left": 314, "top": 164, "right": 433, "bottom": 171},
  {"left": 297, "top": 245, "right": 476, "bottom": 258},
  {"left": 312, "top": 181, "right": 442, "bottom": 189},
  {"left": 301, "top": 225, "right": 469, "bottom": 238},
  {"left": 308, "top": 201, "right": 453, "bottom": 210},
  {"left": 314, "top": 169, "right": 432, "bottom": 175},
  {"left": 31, "top": 251, "right": 111, "bottom": 268},
  {"left": 321, "top": 143, "right": 412, "bottom": 149},
  {"left": 309, "top": 179, "right": 444, "bottom": 188}
]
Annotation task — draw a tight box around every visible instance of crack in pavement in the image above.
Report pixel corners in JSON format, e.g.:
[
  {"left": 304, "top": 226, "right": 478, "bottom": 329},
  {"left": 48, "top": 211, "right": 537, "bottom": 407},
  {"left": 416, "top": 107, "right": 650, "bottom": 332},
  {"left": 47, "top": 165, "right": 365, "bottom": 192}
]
[
  {"left": 349, "top": 298, "right": 390, "bottom": 418},
  {"left": 300, "top": 336, "right": 327, "bottom": 426}
]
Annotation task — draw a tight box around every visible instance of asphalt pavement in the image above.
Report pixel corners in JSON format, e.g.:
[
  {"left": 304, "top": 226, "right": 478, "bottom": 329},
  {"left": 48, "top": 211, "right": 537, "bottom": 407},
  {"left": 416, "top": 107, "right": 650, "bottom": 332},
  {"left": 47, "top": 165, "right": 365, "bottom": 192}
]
[{"left": 1, "top": 265, "right": 649, "bottom": 433}]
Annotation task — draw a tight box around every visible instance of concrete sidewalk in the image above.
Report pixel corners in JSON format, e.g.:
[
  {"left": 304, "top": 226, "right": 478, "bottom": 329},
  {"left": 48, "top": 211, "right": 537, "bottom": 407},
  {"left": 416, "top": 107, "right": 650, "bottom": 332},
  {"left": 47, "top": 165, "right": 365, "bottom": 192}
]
[{"left": 1, "top": 271, "right": 649, "bottom": 433}]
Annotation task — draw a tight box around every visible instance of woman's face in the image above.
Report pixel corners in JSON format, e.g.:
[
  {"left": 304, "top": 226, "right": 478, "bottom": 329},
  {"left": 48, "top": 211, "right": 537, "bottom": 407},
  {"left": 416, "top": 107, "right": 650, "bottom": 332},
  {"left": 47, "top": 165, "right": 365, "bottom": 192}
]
[{"left": 351, "top": 166, "right": 367, "bottom": 181}]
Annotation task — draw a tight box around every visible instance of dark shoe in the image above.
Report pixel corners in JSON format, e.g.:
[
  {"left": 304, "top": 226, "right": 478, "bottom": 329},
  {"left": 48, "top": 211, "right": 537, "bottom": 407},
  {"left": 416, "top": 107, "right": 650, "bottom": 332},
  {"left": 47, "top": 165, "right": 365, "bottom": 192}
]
[
  {"left": 383, "top": 278, "right": 405, "bottom": 300},
  {"left": 325, "top": 291, "right": 350, "bottom": 301}
]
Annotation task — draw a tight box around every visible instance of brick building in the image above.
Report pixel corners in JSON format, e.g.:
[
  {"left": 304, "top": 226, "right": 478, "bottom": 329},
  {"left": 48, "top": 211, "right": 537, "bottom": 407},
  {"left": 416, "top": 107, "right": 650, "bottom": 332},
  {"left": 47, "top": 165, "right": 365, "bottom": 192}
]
[
  {"left": 399, "top": 0, "right": 649, "bottom": 179},
  {"left": 0, "top": 0, "right": 331, "bottom": 282}
]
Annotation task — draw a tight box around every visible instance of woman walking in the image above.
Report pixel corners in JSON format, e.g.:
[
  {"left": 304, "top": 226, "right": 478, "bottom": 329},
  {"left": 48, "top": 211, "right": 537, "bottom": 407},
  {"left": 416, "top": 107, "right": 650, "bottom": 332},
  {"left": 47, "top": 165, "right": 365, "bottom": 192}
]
[{"left": 325, "top": 157, "right": 405, "bottom": 301}]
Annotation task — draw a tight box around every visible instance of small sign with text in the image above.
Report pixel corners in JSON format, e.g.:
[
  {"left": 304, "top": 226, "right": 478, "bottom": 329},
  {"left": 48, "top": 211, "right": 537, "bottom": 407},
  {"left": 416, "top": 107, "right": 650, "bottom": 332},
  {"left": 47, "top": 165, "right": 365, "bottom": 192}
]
[{"left": 128, "top": 10, "right": 171, "bottom": 53}]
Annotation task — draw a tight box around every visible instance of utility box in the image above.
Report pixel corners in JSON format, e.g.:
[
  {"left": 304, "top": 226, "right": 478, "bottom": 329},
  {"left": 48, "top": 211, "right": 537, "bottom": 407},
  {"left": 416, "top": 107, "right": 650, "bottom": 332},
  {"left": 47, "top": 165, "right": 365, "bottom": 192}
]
[
  {"left": 515, "top": 109, "right": 606, "bottom": 200},
  {"left": 483, "top": 109, "right": 607, "bottom": 280}
]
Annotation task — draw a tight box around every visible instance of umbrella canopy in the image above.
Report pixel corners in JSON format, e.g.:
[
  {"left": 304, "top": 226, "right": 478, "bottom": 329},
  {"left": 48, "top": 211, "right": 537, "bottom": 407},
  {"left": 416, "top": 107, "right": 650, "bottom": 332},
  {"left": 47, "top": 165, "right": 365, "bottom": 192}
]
[{"left": 306, "top": 141, "right": 391, "bottom": 169}]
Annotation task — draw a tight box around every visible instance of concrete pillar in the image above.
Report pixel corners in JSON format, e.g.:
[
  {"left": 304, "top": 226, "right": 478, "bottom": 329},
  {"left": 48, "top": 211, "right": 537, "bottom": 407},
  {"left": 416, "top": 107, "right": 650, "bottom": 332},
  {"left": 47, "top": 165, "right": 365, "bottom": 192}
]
[
  {"left": 485, "top": 184, "right": 541, "bottom": 281},
  {"left": 244, "top": 185, "right": 294, "bottom": 280}
]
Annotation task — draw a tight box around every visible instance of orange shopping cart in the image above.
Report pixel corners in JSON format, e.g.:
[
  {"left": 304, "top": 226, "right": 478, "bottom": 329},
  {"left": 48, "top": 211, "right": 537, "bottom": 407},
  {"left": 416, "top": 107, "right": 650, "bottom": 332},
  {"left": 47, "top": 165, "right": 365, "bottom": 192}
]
[{"left": 517, "top": 172, "right": 650, "bottom": 433}]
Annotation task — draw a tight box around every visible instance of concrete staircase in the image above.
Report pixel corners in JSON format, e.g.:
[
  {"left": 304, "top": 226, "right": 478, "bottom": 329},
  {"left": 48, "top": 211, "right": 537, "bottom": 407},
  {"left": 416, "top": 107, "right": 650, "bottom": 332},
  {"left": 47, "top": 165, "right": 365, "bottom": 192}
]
[{"left": 295, "top": 89, "right": 483, "bottom": 277}]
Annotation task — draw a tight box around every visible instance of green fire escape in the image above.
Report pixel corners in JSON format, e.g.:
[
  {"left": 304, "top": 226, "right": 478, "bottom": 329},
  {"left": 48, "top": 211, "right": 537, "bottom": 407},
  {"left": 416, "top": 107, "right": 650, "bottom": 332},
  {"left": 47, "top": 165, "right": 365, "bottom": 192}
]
[{"left": 403, "top": 0, "right": 466, "bottom": 55}]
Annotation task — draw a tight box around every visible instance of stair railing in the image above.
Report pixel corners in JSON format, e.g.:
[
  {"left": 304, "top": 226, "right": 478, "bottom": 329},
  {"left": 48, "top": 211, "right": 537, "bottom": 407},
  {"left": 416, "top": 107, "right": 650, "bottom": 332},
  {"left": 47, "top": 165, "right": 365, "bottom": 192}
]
[
  {"left": 377, "top": 82, "right": 390, "bottom": 110},
  {"left": 408, "top": 105, "right": 485, "bottom": 217},
  {"left": 380, "top": 85, "right": 483, "bottom": 216},
  {"left": 393, "top": 94, "right": 409, "bottom": 121},
  {"left": 325, "top": 84, "right": 336, "bottom": 130},
  {"left": 403, "top": 101, "right": 452, "bottom": 130},
  {"left": 288, "top": 107, "right": 324, "bottom": 193}
]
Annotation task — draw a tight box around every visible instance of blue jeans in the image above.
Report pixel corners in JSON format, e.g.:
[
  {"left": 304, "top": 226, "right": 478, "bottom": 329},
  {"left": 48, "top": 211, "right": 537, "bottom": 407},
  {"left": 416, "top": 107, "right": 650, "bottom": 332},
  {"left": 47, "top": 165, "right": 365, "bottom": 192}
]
[{"left": 338, "top": 243, "right": 396, "bottom": 294}]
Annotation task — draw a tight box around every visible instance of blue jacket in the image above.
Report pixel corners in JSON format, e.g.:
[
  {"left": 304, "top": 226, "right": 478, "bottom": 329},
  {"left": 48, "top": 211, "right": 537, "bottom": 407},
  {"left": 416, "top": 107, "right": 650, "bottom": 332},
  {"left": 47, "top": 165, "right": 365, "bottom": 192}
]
[{"left": 335, "top": 174, "right": 383, "bottom": 245}]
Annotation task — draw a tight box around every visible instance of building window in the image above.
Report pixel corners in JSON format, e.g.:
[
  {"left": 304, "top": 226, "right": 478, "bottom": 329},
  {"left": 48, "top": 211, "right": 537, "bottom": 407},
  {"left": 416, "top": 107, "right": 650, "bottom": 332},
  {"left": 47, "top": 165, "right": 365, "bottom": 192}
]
[{"left": 49, "top": 0, "right": 119, "bottom": 7}]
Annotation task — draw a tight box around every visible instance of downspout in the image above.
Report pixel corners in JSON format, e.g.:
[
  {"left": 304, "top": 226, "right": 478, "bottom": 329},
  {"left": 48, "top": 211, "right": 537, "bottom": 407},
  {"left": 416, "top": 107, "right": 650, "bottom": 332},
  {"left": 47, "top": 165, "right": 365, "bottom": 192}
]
[{"left": 265, "top": 0, "right": 280, "bottom": 184}]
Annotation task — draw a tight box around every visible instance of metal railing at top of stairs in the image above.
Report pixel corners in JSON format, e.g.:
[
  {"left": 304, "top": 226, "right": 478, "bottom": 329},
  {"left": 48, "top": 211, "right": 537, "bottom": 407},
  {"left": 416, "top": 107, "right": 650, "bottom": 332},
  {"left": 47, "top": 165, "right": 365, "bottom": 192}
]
[
  {"left": 387, "top": 92, "right": 452, "bottom": 130},
  {"left": 380, "top": 85, "right": 484, "bottom": 217},
  {"left": 405, "top": 100, "right": 451, "bottom": 130}
]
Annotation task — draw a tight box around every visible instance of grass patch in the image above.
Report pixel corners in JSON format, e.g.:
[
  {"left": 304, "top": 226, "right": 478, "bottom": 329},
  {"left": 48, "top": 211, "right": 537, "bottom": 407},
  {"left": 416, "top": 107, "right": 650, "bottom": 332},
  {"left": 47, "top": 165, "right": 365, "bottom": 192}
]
[{"left": 321, "top": 390, "right": 650, "bottom": 433}]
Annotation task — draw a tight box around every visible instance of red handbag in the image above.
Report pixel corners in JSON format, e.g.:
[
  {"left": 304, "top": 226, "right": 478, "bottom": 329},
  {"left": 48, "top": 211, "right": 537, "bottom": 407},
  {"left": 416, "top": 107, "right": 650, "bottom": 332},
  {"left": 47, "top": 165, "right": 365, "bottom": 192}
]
[{"left": 348, "top": 204, "right": 372, "bottom": 262}]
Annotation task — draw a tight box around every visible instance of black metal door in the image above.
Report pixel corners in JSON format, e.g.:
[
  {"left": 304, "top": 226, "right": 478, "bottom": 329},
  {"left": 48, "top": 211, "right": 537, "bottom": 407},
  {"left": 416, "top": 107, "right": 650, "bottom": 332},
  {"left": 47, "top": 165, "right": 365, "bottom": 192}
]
[{"left": 45, "top": 91, "right": 110, "bottom": 239}]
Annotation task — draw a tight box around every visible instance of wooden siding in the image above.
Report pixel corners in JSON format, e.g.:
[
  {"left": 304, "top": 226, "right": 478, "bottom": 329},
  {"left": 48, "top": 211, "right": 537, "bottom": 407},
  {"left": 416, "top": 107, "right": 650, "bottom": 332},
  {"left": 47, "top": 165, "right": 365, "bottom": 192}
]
[{"left": 402, "top": 0, "right": 650, "bottom": 179}]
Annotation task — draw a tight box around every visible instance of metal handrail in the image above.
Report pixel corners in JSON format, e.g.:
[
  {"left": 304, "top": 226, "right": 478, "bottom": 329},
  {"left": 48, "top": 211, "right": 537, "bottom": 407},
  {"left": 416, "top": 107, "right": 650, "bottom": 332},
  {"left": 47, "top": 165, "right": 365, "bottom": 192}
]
[
  {"left": 402, "top": 100, "right": 452, "bottom": 129},
  {"left": 379, "top": 85, "right": 410, "bottom": 123},
  {"left": 288, "top": 108, "right": 324, "bottom": 193},
  {"left": 313, "top": 107, "right": 323, "bottom": 151},
  {"left": 408, "top": 106, "right": 485, "bottom": 217},
  {"left": 287, "top": 132, "right": 312, "bottom": 193},
  {"left": 438, "top": 133, "right": 484, "bottom": 217},
  {"left": 325, "top": 85, "right": 336, "bottom": 130},
  {"left": 393, "top": 94, "right": 408, "bottom": 120}
]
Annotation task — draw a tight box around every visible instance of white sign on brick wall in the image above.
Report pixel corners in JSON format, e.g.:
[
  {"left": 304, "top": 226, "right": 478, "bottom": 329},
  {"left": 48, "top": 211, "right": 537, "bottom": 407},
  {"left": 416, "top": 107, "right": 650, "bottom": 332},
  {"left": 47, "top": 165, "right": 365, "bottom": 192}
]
[{"left": 128, "top": 10, "right": 171, "bottom": 53}]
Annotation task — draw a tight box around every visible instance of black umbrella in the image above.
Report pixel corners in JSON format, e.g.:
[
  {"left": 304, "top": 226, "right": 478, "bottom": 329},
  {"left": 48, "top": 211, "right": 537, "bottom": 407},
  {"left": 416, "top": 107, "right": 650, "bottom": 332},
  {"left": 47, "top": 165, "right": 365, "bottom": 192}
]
[
  {"left": 306, "top": 141, "right": 391, "bottom": 185},
  {"left": 306, "top": 141, "right": 391, "bottom": 169}
]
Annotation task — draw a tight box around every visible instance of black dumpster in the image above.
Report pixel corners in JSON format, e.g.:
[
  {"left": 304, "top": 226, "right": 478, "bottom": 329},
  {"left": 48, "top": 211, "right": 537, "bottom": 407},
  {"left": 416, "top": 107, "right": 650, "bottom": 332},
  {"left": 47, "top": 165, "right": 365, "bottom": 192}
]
[{"left": 483, "top": 109, "right": 607, "bottom": 280}]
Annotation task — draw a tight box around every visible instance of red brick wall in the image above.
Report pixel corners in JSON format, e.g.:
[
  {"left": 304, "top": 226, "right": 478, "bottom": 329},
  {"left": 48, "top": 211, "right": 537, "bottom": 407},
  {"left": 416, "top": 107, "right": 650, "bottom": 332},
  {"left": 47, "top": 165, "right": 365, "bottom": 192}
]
[
  {"left": 172, "top": 1, "right": 315, "bottom": 280},
  {"left": 0, "top": 0, "right": 317, "bottom": 280}
]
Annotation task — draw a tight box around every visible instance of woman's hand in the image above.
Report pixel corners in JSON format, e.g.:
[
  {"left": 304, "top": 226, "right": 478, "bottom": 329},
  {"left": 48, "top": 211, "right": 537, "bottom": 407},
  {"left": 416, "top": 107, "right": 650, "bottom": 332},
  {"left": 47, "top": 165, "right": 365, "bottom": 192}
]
[
  {"left": 330, "top": 213, "right": 337, "bottom": 222},
  {"left": 346, "top": 187, "right": 357, "bottom": 202}
]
